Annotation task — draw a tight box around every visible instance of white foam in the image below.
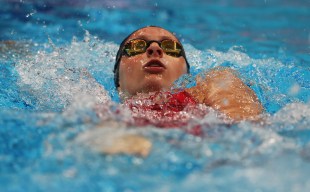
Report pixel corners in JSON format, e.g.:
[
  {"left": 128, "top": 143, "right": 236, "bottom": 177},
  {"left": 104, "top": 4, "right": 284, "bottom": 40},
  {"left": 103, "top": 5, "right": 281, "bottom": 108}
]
[
  {"left": 184, "top": 44, "right": 286, "bottom": 70},
  {"left": 16, "top": 32, "right": 118, "bottom": 111},
  {"left": 271, "top": 102, "right": 310, "bottom": 125}
]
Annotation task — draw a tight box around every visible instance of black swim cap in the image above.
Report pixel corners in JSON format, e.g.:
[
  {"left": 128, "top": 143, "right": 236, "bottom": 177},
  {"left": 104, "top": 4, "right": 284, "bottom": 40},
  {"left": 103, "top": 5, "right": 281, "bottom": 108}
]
[{"left": 113, "top": 26, "right": 190, "bottom": 88}]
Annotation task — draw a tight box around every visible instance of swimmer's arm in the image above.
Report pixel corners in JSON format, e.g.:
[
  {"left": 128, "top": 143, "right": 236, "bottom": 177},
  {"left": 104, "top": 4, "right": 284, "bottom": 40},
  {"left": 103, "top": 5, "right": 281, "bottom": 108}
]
[
  {"left": 101, "top": 134, "right": 152, "bottom": 157},
  {"left": 186, "top": 68, "right": 263, "bottom": 121},
  {"left": 81, "top": 122, "right": 152, "bottom": 157}
]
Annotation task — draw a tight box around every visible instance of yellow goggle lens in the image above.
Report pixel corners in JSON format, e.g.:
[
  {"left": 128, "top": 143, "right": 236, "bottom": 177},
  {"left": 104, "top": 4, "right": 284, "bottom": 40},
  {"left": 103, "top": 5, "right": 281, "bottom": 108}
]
[{"left": 123, "top": 39, "right": 183, "bottom": 57}]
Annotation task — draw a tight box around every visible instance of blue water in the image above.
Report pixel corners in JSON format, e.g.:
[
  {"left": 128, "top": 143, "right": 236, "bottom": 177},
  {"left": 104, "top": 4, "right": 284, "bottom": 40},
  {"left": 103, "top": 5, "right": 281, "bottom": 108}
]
[{"left": 1, "top": 0, "right": 310, "bottom": 191}]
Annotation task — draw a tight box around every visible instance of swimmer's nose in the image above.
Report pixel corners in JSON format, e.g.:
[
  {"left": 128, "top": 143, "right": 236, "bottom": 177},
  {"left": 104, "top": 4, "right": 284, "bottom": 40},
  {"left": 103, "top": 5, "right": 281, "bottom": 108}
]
[{"left": 146, "top": 43, "right": 163, "bottom": 58}]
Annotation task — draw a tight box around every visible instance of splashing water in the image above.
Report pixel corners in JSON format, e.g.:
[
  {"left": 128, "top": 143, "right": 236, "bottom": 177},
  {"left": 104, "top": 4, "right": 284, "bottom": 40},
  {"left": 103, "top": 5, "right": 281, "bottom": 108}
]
[
  {"left": 1, "top": 31, "right": 310, "bottom": 191},
  {"left": 15, "top": 32, "right": 116, "bottom": 111}
]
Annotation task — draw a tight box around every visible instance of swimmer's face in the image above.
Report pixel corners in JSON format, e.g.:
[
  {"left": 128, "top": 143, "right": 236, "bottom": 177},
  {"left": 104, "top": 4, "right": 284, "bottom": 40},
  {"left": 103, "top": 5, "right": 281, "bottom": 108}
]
[{"left": 118, "top": 27, "right": 187, "bottom": 97}]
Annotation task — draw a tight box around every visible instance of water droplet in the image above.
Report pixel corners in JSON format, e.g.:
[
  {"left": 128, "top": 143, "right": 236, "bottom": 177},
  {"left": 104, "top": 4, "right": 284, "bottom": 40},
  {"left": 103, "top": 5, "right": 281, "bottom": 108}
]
[{"left": 26, "top": 10, "right": 37, "bottom": 18}]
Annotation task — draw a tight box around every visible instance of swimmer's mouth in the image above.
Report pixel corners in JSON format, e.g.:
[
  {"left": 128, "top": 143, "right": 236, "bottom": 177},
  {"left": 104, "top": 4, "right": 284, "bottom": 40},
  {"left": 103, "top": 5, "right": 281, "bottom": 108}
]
[{"left": 143, "top": 60, "right": 166, "bottom": 73}]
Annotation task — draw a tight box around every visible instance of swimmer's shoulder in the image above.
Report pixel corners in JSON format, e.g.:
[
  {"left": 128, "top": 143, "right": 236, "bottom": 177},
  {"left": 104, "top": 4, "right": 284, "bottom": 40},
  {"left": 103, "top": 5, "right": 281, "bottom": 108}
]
[
  {"left": 185, "top": 67, "right": 264, "bottom": 121},
  {"left": 185, "top": 67, "right": 236, "bottom": 103}
]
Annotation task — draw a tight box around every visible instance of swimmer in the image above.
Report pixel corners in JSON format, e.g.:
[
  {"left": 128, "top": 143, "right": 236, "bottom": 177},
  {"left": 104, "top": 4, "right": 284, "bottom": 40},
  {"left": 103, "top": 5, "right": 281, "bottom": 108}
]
[
  {"left": 96, "top": 26, "right": 263, "bottom": 156},
  {"left": 114, "top": 26, "right": 263, "bottom": 120}
]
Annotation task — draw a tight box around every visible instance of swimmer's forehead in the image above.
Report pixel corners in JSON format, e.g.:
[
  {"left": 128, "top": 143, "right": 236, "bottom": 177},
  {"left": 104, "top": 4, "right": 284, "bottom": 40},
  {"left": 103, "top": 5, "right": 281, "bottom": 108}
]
[{"left": 126, "top": 27, "right": 180, "bottom": 42}]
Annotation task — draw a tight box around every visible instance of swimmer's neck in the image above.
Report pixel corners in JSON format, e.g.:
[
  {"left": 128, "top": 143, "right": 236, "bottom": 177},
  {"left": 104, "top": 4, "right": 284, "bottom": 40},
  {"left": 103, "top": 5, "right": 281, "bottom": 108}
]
[{"left": 118, "top": 88, "right": 183, "bottom": 102}]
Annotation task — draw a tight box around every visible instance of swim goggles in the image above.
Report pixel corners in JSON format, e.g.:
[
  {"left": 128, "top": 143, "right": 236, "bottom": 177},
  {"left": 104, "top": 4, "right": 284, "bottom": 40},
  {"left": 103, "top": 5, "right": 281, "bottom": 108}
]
[{"left": 122, "top": 39, "right": 184, "bottom": 57}]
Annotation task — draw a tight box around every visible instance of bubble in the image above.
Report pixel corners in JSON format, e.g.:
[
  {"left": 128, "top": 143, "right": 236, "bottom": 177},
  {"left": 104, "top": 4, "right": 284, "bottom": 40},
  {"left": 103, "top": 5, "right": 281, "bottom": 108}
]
[
  {"left": 288, "top": 83, "right": 301, "bottom": 96},
  {"left": 63, "top": 167, "right": 77, "bottom": 178}
]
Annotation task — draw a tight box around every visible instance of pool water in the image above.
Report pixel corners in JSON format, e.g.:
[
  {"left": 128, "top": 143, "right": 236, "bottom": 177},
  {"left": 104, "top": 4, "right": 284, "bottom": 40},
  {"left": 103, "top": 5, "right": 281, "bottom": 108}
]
[{"left": 1, "top": 0, "right": 310, "bottom": 191}]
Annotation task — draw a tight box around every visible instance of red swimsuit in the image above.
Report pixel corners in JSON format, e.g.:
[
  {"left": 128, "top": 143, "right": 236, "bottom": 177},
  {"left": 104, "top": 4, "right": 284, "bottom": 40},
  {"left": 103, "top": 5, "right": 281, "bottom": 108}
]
[{"left": 124, "top": 91, "right": 207, "bottom": 135}]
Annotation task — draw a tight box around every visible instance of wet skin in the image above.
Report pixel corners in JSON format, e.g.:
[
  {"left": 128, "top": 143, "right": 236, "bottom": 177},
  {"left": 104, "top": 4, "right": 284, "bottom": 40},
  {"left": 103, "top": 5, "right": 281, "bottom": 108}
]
[{"left": 118, "top": 27, "right": 187, "bottom": 98}]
